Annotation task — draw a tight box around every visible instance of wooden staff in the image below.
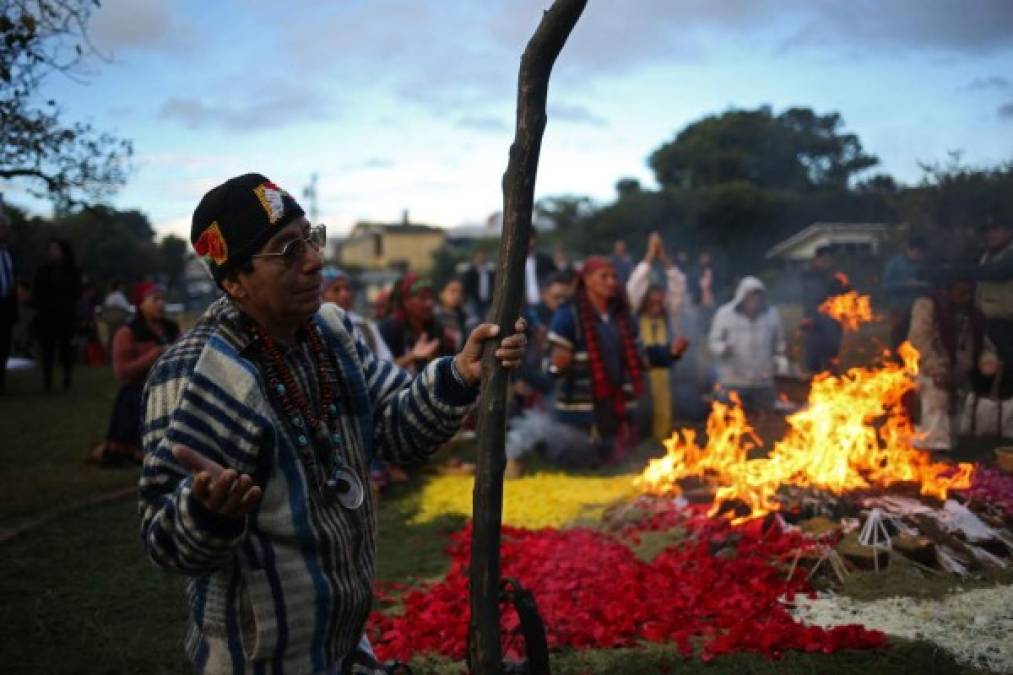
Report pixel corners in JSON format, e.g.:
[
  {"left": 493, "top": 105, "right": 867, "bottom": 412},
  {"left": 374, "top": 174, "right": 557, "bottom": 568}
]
[{"left": 468, "top": 1, "right": 587, "bottom": 674}]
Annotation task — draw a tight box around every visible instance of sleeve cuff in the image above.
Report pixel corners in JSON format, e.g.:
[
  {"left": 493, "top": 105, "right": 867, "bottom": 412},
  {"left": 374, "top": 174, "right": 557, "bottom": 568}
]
[
  {"left": 182, "top": 486, "right": 246, "bottom": 540},
  {"left": 645, "top": 345, "right": 674, "bottom": 368},
  {"left": 435, "top": 357, "right": 480, "bottom": 407}
]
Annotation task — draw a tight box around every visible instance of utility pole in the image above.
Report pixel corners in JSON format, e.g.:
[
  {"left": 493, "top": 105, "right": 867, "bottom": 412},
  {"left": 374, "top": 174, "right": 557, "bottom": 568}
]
[{"left": 303, "top": 172, "right": 319, "bottom": 223}]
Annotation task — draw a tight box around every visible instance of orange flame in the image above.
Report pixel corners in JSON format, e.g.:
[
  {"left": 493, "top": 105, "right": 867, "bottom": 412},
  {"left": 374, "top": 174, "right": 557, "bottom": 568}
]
[
  {"left": 819, "top": 291, "right": 874, "bottom": 331},
  {"left": 637, "top": 342, "right": 974, "bottom": 524}
]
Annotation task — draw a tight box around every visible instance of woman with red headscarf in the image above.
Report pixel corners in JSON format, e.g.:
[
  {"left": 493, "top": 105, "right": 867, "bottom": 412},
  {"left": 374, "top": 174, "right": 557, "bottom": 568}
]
[
  {"left": 542, "top": 255, "right": 681, "bottom": 465},
  {"left": 379, "top": 271, "right": 454, "bottom": 372},
  {"left": 90, "top": 282, "right": 180, "bottom": 465}
]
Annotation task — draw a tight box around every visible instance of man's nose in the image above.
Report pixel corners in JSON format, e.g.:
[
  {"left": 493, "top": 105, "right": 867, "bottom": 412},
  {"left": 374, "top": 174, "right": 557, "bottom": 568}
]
[{"left": 303, "top": 242, "right": 324, "bottom": 273}]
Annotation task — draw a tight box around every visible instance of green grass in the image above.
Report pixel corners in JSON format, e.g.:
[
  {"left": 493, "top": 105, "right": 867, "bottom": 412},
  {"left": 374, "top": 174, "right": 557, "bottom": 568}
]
[
  {"left": 0, "top": 366, "right": 136, "bottom": 530},
  {"left": 0, "top": 497, "right": 190, "bottom": 675},
  {"left": 0, "top": 363, "right": 1002, "bottom": 674}
]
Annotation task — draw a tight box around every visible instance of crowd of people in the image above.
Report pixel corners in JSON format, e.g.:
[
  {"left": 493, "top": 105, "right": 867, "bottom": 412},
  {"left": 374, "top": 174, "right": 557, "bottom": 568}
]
[
  {"left": 4, "top": 195, "right": 1011, "bottom": 473},
  {"left": 885, "top": 222, "right": 1013, "bottom": 451},
  {"left": 343, "top": 221, "right": 1013, "bottom": 470}
]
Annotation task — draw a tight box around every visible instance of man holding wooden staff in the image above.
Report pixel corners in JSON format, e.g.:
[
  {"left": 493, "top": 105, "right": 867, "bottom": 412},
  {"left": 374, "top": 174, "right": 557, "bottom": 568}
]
[{"left": 137, "top": 173, "right": 527, "bottom": 675}]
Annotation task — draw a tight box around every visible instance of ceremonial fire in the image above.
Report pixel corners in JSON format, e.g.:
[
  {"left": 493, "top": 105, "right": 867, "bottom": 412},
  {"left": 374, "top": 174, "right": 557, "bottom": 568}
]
[
  {"left": 818, "top": 275, "right": 874, "bottom": 331},
  {"left": 637, "top": 342, "right": 975, "bottom": 523}
]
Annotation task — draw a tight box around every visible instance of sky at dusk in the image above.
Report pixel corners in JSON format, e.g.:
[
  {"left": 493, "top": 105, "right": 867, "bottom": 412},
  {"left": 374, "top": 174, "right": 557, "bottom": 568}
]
[{"left": 6, "top": 0, "right": 1013, "bottom": 240}]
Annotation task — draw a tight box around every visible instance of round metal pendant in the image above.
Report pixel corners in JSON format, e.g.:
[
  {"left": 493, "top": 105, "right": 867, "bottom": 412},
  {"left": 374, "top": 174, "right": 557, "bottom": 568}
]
[{"left": 325, "top": 466, "right": 365, "bottom": 510}]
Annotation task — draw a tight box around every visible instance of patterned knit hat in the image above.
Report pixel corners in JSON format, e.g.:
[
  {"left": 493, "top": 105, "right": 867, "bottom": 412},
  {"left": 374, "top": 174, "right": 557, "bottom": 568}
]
[{"left": 191, "top": 173, "right": 305, "bottom": 280}]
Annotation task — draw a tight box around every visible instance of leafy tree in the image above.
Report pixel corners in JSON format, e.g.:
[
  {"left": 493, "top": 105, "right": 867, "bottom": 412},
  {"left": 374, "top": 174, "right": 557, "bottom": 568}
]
[
  {"left": 895, "top": 156, "right": 1013, "bottom": 261},
  {"left": 1, "top": 0, "right": 132, "bottom": 207},
  {"left": 158, "top": 235, "right": 189, "bottom": 292},
  {"left": 534, "top": 195, "right": 596, "bottom": 252},
  {"left": 588, "top": 187, "right": 682, "bottom": 257},
  {"left": 8, "top": 205, "right": 171, "bottom": 288},
  {"left": 648, "top": 106, "right": 878, "bottom": 192},
  {"left": 615, "top": 177, "right": 641, "bottom": 199}
]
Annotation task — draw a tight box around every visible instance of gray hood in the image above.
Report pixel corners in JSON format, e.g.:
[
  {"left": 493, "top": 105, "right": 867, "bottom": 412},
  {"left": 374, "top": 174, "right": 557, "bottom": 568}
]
[{"left": 731, "top": 276, "right": 767, "bottom": 310}]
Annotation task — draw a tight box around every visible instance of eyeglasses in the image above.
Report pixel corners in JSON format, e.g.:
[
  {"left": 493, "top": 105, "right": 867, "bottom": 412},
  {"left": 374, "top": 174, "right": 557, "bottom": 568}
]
[{"left": 252, "top": 225, "right": 327, "bottom": 267}]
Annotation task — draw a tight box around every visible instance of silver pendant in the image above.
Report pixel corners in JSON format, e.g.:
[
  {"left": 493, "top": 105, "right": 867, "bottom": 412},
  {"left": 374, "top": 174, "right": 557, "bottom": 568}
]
[{"left": 325, "top": 466, "right": 365, "bottom": 510}]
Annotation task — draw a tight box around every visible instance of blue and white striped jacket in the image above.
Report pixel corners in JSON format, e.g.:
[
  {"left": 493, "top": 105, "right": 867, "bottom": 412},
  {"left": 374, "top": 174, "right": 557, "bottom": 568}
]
[{"left": 139, "top": 298, "right": 477, "bottom": 674}]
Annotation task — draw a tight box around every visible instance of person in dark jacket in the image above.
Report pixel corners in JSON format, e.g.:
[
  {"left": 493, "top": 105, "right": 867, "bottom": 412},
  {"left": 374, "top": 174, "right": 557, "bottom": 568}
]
[
  {"left": 972, "top": 219, "right": 1013, "bottom": 395},
  {"left": 435, "top": 277, "right": 469, "bottom": 351},
  {"left": 882, "top": 235, "right": 929, "bottom": 349},
  {"left": 524, "top": 229, "right": 557, "bottom": 307},
  {"left": 461, "top": 249, "right": 494, "bottom": 322},
  {"left": 0, "top": 202, "right": 17, "bottom": 395},
  {"left": 32, "top": 239, "right": 83, "bottom": 391},
  {"left": 801, "top": 246, "right": 848, "bottom": 374}
]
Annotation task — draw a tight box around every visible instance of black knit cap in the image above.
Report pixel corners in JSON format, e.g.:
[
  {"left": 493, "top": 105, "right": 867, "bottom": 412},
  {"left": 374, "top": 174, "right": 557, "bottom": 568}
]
[{"left": 191, "top": 173, "right": 305, "bottom": 280}]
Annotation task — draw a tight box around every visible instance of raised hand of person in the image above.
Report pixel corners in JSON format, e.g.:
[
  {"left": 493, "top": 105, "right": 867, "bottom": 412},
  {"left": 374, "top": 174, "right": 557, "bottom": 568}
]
[
  {"left": 551, "top": 345, "right": 573, "bottom": 373},
  {"left": 172, "top": 444, "right": 262, "bottom": 518},
  {"left": 453, "top": 318, "right": 528, "bottom": 386},
  {"left": 980, "top": 353, "right": 1000, "bottom": 377},
  {"left": 410, "top": 332, "right": 441, "bottom": 362},
  {"left": 670, "top": 336, "right": 690, "bottom": 358},
  {"left": 645, "top": 232, "right": 663, "bottom": 263}
]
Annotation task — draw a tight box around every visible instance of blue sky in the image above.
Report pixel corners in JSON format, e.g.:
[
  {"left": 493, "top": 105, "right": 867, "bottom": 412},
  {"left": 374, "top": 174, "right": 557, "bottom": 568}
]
[{"left": 7, "top": 0, "right": 1013, "bottom": 240}]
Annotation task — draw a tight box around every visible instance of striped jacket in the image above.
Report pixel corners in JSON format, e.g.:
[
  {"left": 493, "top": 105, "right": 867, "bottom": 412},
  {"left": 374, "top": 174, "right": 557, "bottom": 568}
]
[{"left": 139, "top": 298, "right": 477, "bottom": 674}]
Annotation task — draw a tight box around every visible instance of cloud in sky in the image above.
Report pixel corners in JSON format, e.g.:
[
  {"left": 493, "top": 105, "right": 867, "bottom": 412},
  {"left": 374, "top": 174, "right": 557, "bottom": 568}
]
[
  {"left": 359, "top": 157, "right": 396, "bottom": 170},
  {"left": 17, "top": 0, "right": 1012, "bottom": 236},
  {"left": 272, "top": 0, "right": 1013, "bottom": 118},
  {"left": 775, "top": 0, "right": 1013, "bottom": 55},
  {"left": 158, "top": 82, "right": 333, "bottom": 132},
  {"left": 965, "top": 75, "right": 1012, "bottom": 91},
  {"left": 549, "top": 103, "right": 608, "bottom": 127},
  {"left": 89, "top": 0, "right": 188, "bottom": 53},
  {"left": 455, "top": 115, "right": 510, "bottom": 133}
]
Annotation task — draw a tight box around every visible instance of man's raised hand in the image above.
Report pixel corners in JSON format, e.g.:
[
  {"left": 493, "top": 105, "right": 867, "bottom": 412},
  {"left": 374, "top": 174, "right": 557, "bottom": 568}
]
[{"left": 172, "top": 444, "right": 262, "bottom": 518}]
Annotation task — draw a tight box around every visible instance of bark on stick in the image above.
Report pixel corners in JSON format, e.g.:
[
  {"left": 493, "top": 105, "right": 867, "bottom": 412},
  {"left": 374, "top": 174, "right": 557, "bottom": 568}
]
[{"left": 468, "top": 2, "right": 588, "bottom": 674}]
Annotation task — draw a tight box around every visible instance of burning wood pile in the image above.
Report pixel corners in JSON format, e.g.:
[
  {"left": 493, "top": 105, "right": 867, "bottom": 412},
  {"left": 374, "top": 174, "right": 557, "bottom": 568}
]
[{"left": 636, "top": 336, "right": 1012, "bottom": 578}]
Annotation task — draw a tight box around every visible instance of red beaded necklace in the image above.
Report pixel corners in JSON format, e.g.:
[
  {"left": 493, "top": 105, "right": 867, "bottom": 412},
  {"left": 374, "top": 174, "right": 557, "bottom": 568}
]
[{"left": 253, "top": 320, "right": 337, "bottom": 433}]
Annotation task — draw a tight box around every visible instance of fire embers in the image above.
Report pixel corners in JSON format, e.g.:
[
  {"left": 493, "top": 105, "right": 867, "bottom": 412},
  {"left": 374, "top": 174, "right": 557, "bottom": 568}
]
[{"left": 819, "top": 290, "right": 874, "bottom": 331}]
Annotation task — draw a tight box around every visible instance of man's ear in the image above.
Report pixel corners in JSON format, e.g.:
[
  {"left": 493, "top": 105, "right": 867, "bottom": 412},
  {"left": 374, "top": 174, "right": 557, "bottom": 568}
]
[{"left": 221, "top": 273, "right": 246, "bottom": 301}]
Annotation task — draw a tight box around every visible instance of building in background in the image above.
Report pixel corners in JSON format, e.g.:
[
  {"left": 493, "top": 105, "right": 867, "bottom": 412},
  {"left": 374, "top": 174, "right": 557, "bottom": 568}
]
[
  {"left": 767, "top": 222, "right": 894, "bottom": 268},
  {"left": 337, "top": 212, "right": 446, "bottom": 273}
]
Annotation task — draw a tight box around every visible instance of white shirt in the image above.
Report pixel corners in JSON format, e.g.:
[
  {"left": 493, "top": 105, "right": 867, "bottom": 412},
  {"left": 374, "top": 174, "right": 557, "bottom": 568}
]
[
  {"left": 103, "top": 290, "right": 132, "bottom": 311},
  {"left": 477, "top": 264, "right": 491, "bottom": 302},
  {"left": 525, "top": 255, "right": 540, "bottom": 305}
]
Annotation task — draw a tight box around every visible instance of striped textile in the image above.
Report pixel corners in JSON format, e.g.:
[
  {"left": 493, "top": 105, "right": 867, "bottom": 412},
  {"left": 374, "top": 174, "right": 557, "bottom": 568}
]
[{"left": 139, "top": 298, "right": 477, "bottom": 674}]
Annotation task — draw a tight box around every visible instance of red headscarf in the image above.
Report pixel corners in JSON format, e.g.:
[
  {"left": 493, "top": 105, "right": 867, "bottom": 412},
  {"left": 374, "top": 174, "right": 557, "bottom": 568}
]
[
  {"left": 390, "top": 271, "right": 433, "bottom": 322},
  {"left": 132, "top": 281, "right": 161, "bottom": 307},
  {"left": 576, "top": 256, "right": 643, "bottom": 421}
]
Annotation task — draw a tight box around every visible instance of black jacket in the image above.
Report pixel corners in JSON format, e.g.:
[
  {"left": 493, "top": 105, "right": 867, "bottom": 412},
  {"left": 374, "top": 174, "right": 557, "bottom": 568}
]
[
  {"left": 0, "top": 246, "right": 17, "bottom": 324},
  {"left": 462, "top": 264, "right": 495, "bottom": 304}
]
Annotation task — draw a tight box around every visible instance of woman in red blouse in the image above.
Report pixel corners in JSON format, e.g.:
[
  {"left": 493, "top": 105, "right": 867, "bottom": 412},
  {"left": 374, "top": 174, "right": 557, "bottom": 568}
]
[{"left": 91, "top": 282, "right": 180, "bottom": 465}]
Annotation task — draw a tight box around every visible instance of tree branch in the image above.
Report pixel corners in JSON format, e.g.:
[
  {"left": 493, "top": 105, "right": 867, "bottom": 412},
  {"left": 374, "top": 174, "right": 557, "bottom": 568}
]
[{"left": 468, "top": 2, "right": 587, "bottom": 674}]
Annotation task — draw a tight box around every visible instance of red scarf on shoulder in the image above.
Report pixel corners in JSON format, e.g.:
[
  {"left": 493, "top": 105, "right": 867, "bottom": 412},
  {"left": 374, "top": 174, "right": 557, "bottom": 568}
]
[{"left": 577, "top": 257, "right": 643, "bottom": 419}]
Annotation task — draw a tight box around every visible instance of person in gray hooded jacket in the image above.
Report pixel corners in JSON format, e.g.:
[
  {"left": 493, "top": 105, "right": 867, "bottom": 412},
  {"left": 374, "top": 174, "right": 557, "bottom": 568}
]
[{"left": 708, "top": 276, "right": 787, "bottom": 412}]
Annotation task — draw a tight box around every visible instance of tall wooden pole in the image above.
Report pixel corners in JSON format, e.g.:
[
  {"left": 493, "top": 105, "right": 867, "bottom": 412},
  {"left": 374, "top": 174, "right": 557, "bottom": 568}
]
[{"left": 468, "top": 2, "right": 587, "bottom": 674}]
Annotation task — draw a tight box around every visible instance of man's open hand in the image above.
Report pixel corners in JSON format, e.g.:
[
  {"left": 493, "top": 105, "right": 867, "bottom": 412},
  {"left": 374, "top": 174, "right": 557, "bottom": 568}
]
[
  {"left": 172, "top": 445, "right": 262, "bottom": 518},
  {"left": 453, "top": 318, "right": 528, "bottom": 386}
]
